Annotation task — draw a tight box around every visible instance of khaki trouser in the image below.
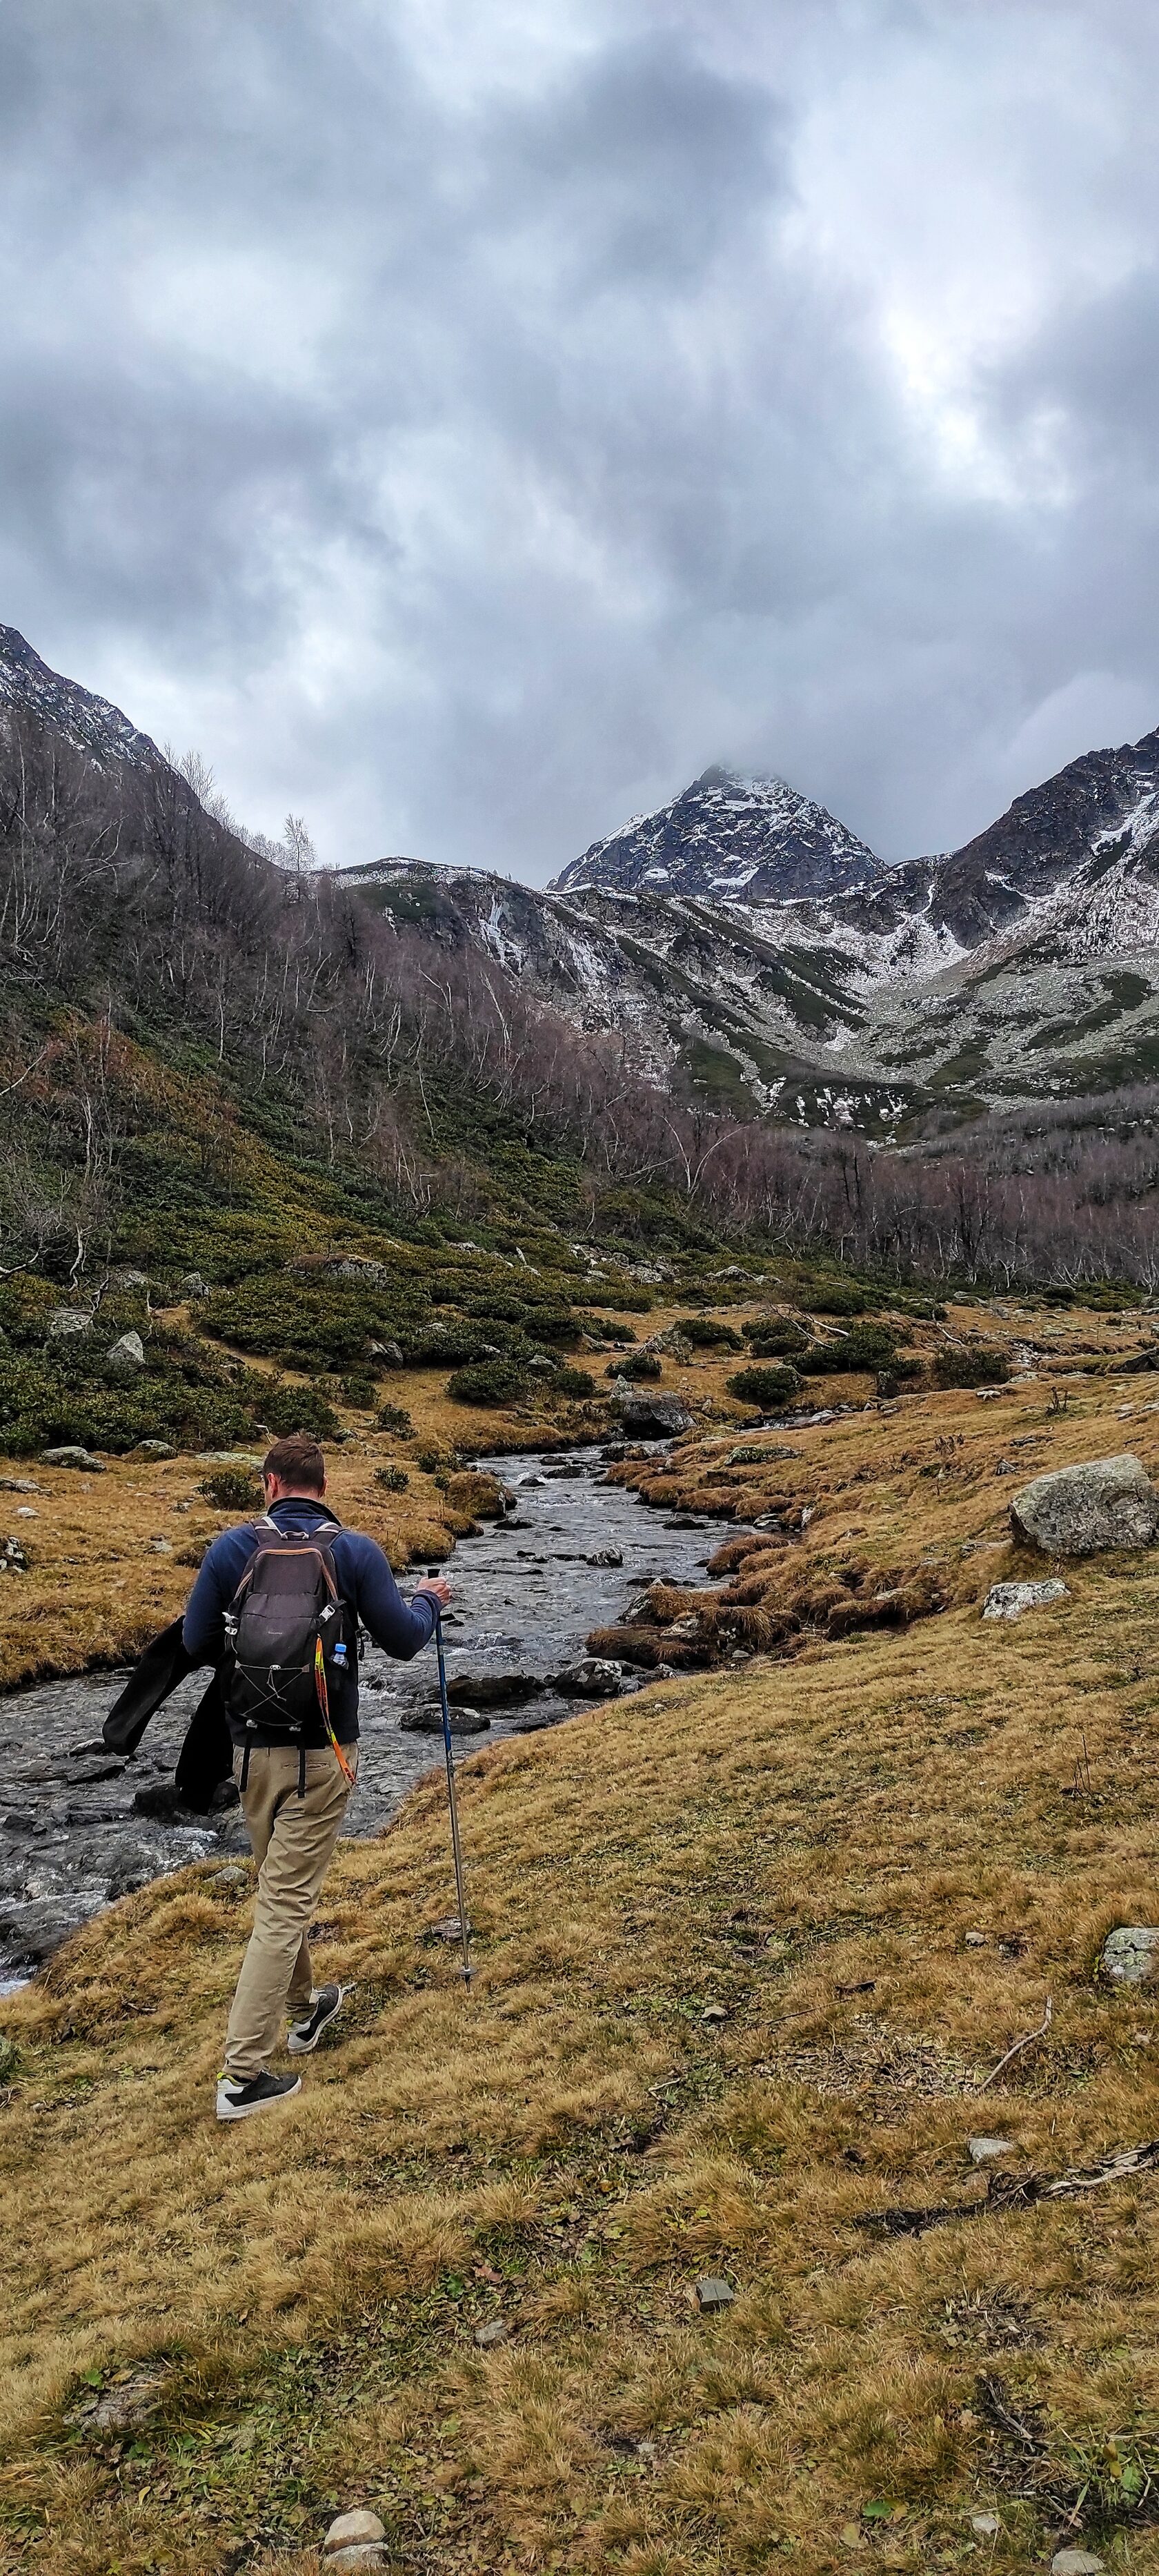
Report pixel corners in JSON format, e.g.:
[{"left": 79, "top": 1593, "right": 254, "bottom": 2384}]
[{"left": 224, "top": 1741, "right": 357, "bottom": 2081}]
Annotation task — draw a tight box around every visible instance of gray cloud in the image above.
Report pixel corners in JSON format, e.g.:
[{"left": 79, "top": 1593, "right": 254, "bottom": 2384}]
[{"left": 1, "top": 0, "right": 1158, "bottom": 877}]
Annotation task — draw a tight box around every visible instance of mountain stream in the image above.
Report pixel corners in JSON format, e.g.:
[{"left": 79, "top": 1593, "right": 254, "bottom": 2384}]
[{"left": 0, "top": 1444, "right": 750, "bottom": 1983}]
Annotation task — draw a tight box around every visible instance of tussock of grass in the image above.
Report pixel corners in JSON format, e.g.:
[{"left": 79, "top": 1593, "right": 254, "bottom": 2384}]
[{"left": 6, "top": 1302, "right": 1159, "bottom": 2568}]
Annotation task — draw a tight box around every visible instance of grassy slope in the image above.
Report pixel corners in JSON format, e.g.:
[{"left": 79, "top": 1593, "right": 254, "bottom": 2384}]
[{"left": 5, "top": 1332, "right": 1159, "bottom": 2570}]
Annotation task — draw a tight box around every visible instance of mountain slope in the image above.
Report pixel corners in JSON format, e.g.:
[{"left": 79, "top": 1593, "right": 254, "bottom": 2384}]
[{"left": 0, "top": 623, "right": 162, "bottom": 771}]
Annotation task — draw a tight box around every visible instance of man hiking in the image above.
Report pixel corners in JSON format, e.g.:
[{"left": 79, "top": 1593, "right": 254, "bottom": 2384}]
[{"left": 181, "top": 1431, "right": 450, "bottom": 2122}]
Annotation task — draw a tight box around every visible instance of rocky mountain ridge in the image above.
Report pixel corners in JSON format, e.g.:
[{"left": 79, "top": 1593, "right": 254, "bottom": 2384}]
[
  {"left": 0, "top": 623, "right": 162, "bottom": 772},
  {"left": 6, "top": 616, "right": 1159, "bottom": 1132},
  {"left": 344, "top": 728, "right": 1159, "bottom": 1130}
]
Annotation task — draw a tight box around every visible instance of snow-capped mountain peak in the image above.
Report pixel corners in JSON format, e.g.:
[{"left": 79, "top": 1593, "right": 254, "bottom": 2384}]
[{"left": 552, "top": 764, "right": 880, "bottom": 904}]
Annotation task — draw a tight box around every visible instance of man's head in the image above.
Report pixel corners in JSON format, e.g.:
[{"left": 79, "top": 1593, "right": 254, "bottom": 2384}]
[{"left": 261, "top": 1432, "right": 327, "bottom": 1504}]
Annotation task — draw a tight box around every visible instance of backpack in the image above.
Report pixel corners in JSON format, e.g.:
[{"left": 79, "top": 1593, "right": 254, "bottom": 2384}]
[{"left": 222, "top": 1519, "right": 356, "bottom": 1790}]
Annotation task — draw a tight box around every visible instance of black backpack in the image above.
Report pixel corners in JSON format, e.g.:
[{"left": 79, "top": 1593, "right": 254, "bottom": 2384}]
[{"left": 223, "top": 1518, "right": 355, "bottom": 1788}]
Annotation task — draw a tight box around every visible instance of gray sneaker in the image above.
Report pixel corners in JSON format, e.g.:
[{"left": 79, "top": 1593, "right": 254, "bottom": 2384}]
[
  {"left": 217, "top": 2069, "right": 302, "bottom": 2121},
  {"left": 287, "top": 1984, "right": 345, "bottom": 2054}
]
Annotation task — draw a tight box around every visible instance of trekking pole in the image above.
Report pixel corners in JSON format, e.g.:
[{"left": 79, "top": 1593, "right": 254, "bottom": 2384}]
[{"left": 432, "top": 1605, "right": 472, "bottom": 1987}]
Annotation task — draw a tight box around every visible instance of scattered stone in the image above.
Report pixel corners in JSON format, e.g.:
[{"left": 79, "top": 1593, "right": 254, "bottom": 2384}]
[
  {"left": 587, "top": 1547, "right": 624, "bottom": 1567},
  {"left": 553, "top": 1658, "right": 623, "bottom": 1699},
  {"left": 446, "top": 1672, "right": 544, "bottom": 1709},
  {"left": 428, "top": 1915, "right": 470, "bottom": 1943},
  {"left": 975, "top": 1385, "right": 1009, "bottom": 1400},
  {"left": 324, "top": 2509, "right": 388, "bottom": 2555},
  {"left": 399, "top": 1705, "right": 490, "bottom": 1734},
  {"left": 982, "top": 1579, "right": 1071, "bottom": 1621},
  {"left": 610, "top": 1391, "right": 692, "bottom": 1439},
  {"left": 702, "top": 2003, "right": 728, "bottom": 2025},
  {"left": 695, "top": 2277, "right": 735, "bottom": 2313},
  {"left": 66, "top": 2372, "right": 163, "bottom": 2434},
  {"left": 1010, "top": 1453, "right": 1159, "bottom": 1555},
  {"left": 964, "top": 1930, "right": 987, "bottom": 1946},
  {"left": 178, "top": 1270, "right": 210, "bottom": 1297},
  {"left": 1101, "top": 1926, "right": 1159, "bottom": 1985},
  {"left": 148, "top": 1536, "right": 172, "bottom": 1555},
  {"left": 106, "top": 1329, "right": 146, "bottom": 1373},
  {"left": 0, "top": 1477, "right": 41, "bottom": 1493},
  {"left": 129, "top": 1439, "right": 177, "bottom": 1459},
  {"left": 969, "top": 2513, "right": 1000, "bottom": 2536},
  {"left": 326, "top": 2552, "right": 390, "bottom": 2573},
  {"left": 968, "top": 2136, "right": 1015, "bottom": 2164},
  {"left": 39, "top": 1446, "right": 105, "bottom": 1472},
  {"left": 1, "top": 1538, "right": 29, "bottom": 1573},
  {"left": 1051, "top": 2552, "right": 1104, "bottom": 2576},
  {"left": 208, "top": 1864, "right": 249, "bottom": 1893},
  {"left": 46, "top": 1307, "right": 92, "bottom": 1340},
  {"left": 474, "top": 2319, "right": 508, "bottom": 2347}
]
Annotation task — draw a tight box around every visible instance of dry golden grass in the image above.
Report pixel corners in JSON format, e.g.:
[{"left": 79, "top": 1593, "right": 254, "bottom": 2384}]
[{"left": 6, "top": 1301, "right": 1159, "bottom": 2570}]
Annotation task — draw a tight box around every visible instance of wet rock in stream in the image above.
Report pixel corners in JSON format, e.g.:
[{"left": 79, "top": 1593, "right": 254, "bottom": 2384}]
[{"left": 0, "top": 1440, "right": 750, "bottom": 1978}]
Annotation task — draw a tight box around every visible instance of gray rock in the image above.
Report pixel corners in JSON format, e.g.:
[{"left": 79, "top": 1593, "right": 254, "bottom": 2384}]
[
  {"left": 553, "top": 1658, "right": 623, "bottom": 1699},
  {"left": 587, "top": 1548, "right": 624, "bottom": 1567},
  {"left": 1010, "top": 1453, "right": 1159, "bottom": 1555},
  {"left": 0, "top": 1477, "right": 41, "bottom": 1493},
  {"left": 1051, "top": 2553, "right": 1104, "bottom": 2575},
  {"left": 474, "top": 2319, "right": 508, "bottom": 2347},
  {"left": 177, "top": 1270, "right": 210, "bottom": 1297},
  {"left": 695, "top": 2277, "right": 735, "bottom": 2312},
  {"left": 326, "top": 2552, "right": 389, "bottom": 2573},
  {"left": 1, "top": 1538, "right": 29, "bottom": 1573},
  {"left": 66, "top": 2372, "right": 163, "bottom": 2433},
  {"left": 111, "top": 1268, "right": 150, "bottom": 1292},
  {"left": 106, "top": 1329, "right": 146, "bottom": 1373},
  {"left": 970, "top": 2513, "right": 1000, "bottom": 2537},
  {"left": 40, "top": 1446, "right": 105, "bottom": 1472},
  {"left": 366, "top": 1340, "right": 404, "bottom": 1365},
  {"left": 982, "top": 1579, "right": 1071, "bottom": 1620},
  {"left": 1101, "top": 1926, "right": 1159, "bottom": 1985},
  {"left": 46, "top": 1307, "right": 92, "bottom": 1339},
  {"left": 968, "top": 2136, "right": 1015, "bottom": 2164},
  {"left": 446, "top": 1672, "right": 545, "bottom": 1709},
  {"left": 399, "top": 1706, "right": 490, "bottom": 1734},
  {"left": 324, "top": 2510, "right": 388, "bottom": 2554},
  {"left": 129, "top": 1439, "right": 177, "bottom": 1459},
  {"left": 611, "top": 1392, "right": 692, "bottom": 1439}
]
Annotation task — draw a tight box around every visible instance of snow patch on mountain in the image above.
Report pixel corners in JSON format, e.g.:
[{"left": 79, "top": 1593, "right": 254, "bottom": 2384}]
[{"left": 0, "top": 625, "right": 161, "bottom": 771}]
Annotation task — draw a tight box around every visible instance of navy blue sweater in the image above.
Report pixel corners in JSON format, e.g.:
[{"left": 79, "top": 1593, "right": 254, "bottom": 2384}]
[{"left": 181, "top": 1496, "right": 437, "bottom": 1742}]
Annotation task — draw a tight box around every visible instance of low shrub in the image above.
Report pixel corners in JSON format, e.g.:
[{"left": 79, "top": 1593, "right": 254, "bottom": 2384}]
[
  {"left": 375, "top": 1464, "right": 410, "bottom": 1493},
  {"left": 606, "top": 1352, "right": 662, "bottom": 1381},
  {"left": 798, "top": 1281, "right": 874, "bottom": 1317},
  {"left": 446, "top": 1358, "right": 529, "bottom": 1407},
  {"left": 597, "top": 1320, "right": 637, "bottom": 1346},
  {"left": 339, "top": 1370, "right": 379, "bottom": 1408},
  {"left": 744, "top": 1318, "right": 810, "bottom": 1357},
  {"left": 682, "top": 1316, "right": 744, "bottom": 1350},
  {"left": 377, "top": 1402, "right": 415, "bottom": 1437},
  {"left": 199, "top": 1468, "right": 259, "bottom": 1511},
  {"left": 261, "top": 1379, "right": 341, "bottom": 1438},
  {"left": 551, "top": 1364, "right": 596, "bottom": 1397},
  {"left": 799, "top": 1323, "right": 902, "bottom": 1375},
  {"left": 931, "top": 1344, "right": 1011, "bottom": 1388},
  {"left": 725, "top": 1362, "right": 801, "bottom": 1408}
]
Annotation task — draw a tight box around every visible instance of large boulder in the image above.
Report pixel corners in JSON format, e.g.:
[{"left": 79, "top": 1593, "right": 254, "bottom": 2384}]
[
  {"left": 1009, "top": 1453, "right": 1159, "bottom": 1556},
  {"left": 610, "top": 1390, "right": 691, "bottom": 1439}
]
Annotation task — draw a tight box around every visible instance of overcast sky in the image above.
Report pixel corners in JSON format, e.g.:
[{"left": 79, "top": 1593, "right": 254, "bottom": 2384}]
[{"left": 2, "top": 0, "right": 1158, "bottom": 881}]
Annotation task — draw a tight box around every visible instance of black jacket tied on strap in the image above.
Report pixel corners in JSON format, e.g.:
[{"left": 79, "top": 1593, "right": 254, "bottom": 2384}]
[{"left": 102, "top": 1619, "right": 235, "bottom": 1814}]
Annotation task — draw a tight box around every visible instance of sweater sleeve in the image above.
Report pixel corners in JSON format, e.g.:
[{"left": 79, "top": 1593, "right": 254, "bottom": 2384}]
[{"left": 345, "top": 1535, "right": 437, "bottom": 1660}]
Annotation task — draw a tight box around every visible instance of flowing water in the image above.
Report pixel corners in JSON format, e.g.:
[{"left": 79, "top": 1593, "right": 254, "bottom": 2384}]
[{"left": 0, "top": 1444, "right": 747, "bottom": 1980}]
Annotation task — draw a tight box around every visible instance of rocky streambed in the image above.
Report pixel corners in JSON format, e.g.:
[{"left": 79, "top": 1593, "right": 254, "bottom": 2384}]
[{"left": 0, "top": 1442, "right": 749, "bottom": 1980}]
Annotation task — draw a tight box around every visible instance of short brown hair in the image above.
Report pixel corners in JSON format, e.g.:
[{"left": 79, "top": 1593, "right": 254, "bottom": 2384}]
[{"left": 261, "top": 1433, "right": 326, "bottom": 1493}]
